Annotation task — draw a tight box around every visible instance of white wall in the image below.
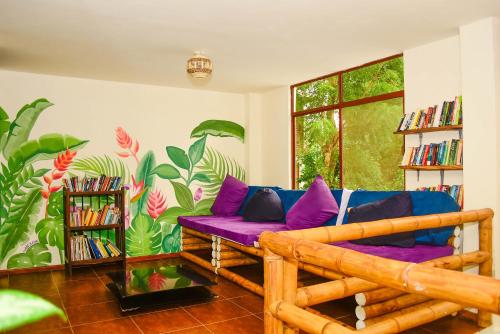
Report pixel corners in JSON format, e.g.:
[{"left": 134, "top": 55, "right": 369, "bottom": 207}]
[{"left": 403, "top": 36, "right": 463, "bottom": 190}]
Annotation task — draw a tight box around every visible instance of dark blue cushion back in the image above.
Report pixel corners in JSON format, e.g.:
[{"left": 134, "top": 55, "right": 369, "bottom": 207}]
[
  {"left": 342, "top": 191, "right": 459, "bottom": 245},
  {"left": 238, "top": 186, "right": 282, "bottom": 216}
]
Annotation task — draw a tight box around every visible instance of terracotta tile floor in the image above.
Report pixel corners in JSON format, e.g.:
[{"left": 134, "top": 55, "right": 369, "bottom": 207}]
[{"left": 2, "top": 258, "right": 483, "bottom": 334}]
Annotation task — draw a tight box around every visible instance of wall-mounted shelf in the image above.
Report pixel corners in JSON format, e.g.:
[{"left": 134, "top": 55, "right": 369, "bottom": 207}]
[
  {"left": 399, "top": 165, "right": 463, "bottom": 171},
  {"left": 394, "top": 125, "right": 462, "bottom": 135}
]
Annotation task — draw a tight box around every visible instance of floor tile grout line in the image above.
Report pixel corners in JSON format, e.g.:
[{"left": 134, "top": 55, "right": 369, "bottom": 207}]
[
  {"left": 180, "top": 306, "right": 205, "bottom": 327},
  {"left": 129, "top": 316, "right": 145, "bottom": 334},
  {"left": 51, "top": 270, "right": 73, "bottom": 330}
]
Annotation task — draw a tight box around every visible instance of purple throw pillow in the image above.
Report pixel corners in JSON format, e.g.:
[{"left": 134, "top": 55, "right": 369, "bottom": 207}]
[
  {"left": 286, "top": 176, "right": 339, "bottom": 230},
  {"left": 211, "top": 175, "right": 249, "bottom": 216}
]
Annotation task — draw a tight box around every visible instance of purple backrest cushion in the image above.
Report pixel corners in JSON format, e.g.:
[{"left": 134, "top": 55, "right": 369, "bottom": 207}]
[
  {"left": 211, "top": 175, "right": 249, "bottom": 216},
  {"left": 286, "top": 175, "right": 339, "bottom": 230}
]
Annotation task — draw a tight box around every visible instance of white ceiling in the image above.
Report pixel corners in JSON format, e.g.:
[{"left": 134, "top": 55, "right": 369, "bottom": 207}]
[{"left": 1, "top": 0, "right": 499, "bottom": 93}]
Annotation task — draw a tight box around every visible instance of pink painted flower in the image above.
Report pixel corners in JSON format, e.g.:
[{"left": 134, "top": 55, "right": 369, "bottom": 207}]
[
  {"left": 147, "top": 189, "right": 167, "bottom": 219},
  {"left": 194, "top": 187, "right": 203, "bottom": 202},
  {"left": 130, "top": 175, "right": 146, "bottom": 203},
  {"left": 115, "top": 127, "right": 133, "bottom": 149}
]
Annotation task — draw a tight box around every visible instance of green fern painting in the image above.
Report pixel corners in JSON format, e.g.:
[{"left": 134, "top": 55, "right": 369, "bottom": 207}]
[{"left": 0, "top": 98, "right": 246, "bottom": 269}]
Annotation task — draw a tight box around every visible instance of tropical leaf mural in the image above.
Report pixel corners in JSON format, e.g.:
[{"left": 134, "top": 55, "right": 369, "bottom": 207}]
[
  {"left": 197, "top": 147, "right": 246, "bottom": 198},
  {"left": 71, "top": 155, "right": 130, "bottom": 183},
  {"left": 7, "top": 243, "right": 51, "bottom": 269},
  {"left": 126, "top": 213, "right": 162, "bottom": 256},
  {"left": 190, "top": 120, "right": 245, "bottom": 142}
]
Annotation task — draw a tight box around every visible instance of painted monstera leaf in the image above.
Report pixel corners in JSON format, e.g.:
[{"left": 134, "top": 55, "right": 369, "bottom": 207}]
[
  {"left": 0, "top": 289, "right": 66, "bottom": 331},
  {"left": 2, "top": 98, "right": 53, "bottom": 159},
  {"left": 0, "top": 188, "right": 43, "bottom": 264},
  {"left": 7, "top": 244, "right": 52, "bottom": 269},
  {"left": 36, "top": 217, "right": 64, "bottom": 250},
  {"left": 7, "top": 134, "right": 88, "bottom": 172},
  {"left": 190, "top": 120, "right": 245, "bottom": 142},
  {"left": 161, "top": 223, "right": 181, "bottom": 253},
  {"left": 126, "top": 213, "right": 161, "bottom": 256},
  {"left": 131, "top": 150, "right": 156, "bottom": 216}
]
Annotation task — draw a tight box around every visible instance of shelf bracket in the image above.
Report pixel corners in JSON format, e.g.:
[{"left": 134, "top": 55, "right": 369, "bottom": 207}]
[
  {"left": 458, "top": 129, "right": 463, "bottom": 140},
  {"left": 417, "top": 170, "right": 420, "bottom": 182},
  {"left": 440, "top": 170, "right": 445, "bottom": 186},
  {"left": 418, "top": 133, "right": 423, "bottom": 146}
]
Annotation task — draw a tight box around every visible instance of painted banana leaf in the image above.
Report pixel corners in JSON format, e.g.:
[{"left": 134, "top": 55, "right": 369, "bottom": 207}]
[
  {"left": 126, "top": 213, "right": 161, "bottom": 256},
  {"left": 0, "top": 188, "right": 43, "bottom": 265},
  {"left": 0, "top": 289, "right": 66, "bottom": 331},
  {"left": 6, "top": 243, "right": 52, "bottom": 269},
  {"left": 131, "top": 150, "right": 156, "bottom": 216},
  {"left": 7, "top": 134, "right": 88, "bottom": 173},
  {"left": 190, "top": 120, "right": 245, "bottom": 142},
  {"left": 0, "top": 106, "right": 10, "bottom": 153},
  {"left": 2, "top": 98, "right": 53, "bottom": 159}
]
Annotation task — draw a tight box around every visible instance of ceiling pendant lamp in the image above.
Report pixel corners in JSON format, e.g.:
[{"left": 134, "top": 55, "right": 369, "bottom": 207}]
[{"left": 186, "top": 51, "right": 213, "bottom": 79}]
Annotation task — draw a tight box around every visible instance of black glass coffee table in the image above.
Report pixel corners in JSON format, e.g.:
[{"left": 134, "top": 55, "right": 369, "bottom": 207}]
[{"left": 107, "top": 262, "right": 217, "bottom": 312}]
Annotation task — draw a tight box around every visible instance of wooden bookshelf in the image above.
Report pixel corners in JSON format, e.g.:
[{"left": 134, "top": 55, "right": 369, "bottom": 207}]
[
  {"left": 399, "top": 165, "right": 463, "bottom": 171},
  {"left": 394, "top": 124, "right": 462, "bottom": 135},
  {"left": 63, "top": 187, "right": 126, "bottom": 275}
]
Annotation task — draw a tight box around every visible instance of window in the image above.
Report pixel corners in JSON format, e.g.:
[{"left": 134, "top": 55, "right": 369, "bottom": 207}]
[{"left": 292, "top": 55, "right": 404, "bottom": 190}]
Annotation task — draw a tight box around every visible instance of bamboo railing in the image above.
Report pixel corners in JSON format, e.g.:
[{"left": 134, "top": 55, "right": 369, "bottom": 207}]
[{"left": 260, "top": 209, "right": 498, "bottom": 334}]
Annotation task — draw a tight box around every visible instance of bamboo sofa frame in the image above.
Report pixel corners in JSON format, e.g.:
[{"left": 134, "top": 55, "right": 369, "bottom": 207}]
[{"left": 259, "top": 208, "right": 497, "bottom": 334}]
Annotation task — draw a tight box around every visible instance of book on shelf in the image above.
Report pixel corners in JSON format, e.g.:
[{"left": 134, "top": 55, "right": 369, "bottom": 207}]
[
  {"left": 397, "top": 96, "right": 462, "bottom": 132},
  {"left": 401, "top": 139, "right": 463, "bottom": 167},
  {"left": 70, "top": 205, "right": 121, "bottom": 227},
  {"left": 416, "top": 184, "right": 464, "bottom": 209},
  {"left": 63, "top": 175, "right": 122, "bottom": 192},
  {"left": 70, "top": 235, "right": 122, "bottom": 261}
]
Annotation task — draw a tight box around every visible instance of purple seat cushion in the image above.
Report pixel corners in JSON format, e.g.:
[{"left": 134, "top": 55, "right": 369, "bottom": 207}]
[
  {"left": 334, "top": 241, "right": 453, "bottom": 263},
  {"left": 211, "top": 175, "right": 249, "bottom": 216},
  {"left": 286, "top": 176, "right": 339, "bottom": 230},
  {"left": 179, "top": 215, "right": 288, "bottom": 246}
]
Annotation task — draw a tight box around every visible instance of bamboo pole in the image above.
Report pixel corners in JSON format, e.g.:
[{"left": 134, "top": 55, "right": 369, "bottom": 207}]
[
  {"left": 297, "top": 262, "right": 346, "bottom": 281},
  {"left": 355, "top": 250, "right": 490, "bottom": 306},
  {"left": 269, "top": 301, "right": 353, "bottom": 334},
  {"left": 182, "top": 227, "right": 214, "bottom": 241},
  {"left": 217, "top": 267, "right": 264, "bottom": 296},
  {"left": 216, "top": 250, "right": 247, "bottom": 260},
  {"left": 182, "top": 243, "right": 212, "bottom": 251},
  {"left": 283, "top": 258, "right": 299, "bottom": 334},
  {"left": 478, "top": 215, "right": 493, "bottom": 327},
  {"left": 259, "top": 230, "right": 500, "bottom": 314},
  {"left": 357, "top": 301, "right": 463, "bottom": 333},
  {"left": 278, "top": 209, "right": 493, "bottom": 244},
  {"left": 214, "top": 243, "right": 232, "bottom": 252},
  {"left": 356, "top": 293, "right": 430, "bottom": 320},
  {"left": 216, "top": 257, "right": 258, "bottom": 268},
  {"left": 264, "top": 249, "right": 284, "bottom": 334},
  {"left": 180, "top": 251, "right": 216, "bottom": 273},
  {"left": 183, "top": 237, "right": 207, "bottom": 245},
  {"left": 219, "top": 238, "right": 265, "bottom": 257}
]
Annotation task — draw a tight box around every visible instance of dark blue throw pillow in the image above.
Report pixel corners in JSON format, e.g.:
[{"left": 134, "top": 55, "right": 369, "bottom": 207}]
[
  {"left": 348, "top": 192, "right": 415, "bottom": 248},
  {"left": 242, "top": 188, "right": 284, "bottom": 222}
]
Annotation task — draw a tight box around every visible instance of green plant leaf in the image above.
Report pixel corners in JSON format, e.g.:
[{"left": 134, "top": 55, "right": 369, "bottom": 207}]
[
  {"left": 0, "top": 106, "right": 10, "bottom": 153},
  {"left": 45, "top": 190, "right": 63, "bottom": 218},
  {"left": 162, "top": 223, "right": 181, "bottom": 253},
  {"left": 35, "top": 218, "right": 64, "bottom": 250},
  {"left": 159, "top": 265, "right": 181, "bottom": 278},
  {"left": 126, "top": 213, "right": 161, "bottom": 256},
  {"left": 171, "top": 181, "right": 194, "bottom": 211},
  {"left": 131, "top": 151, "right": 156, "bottom": 216},
  {"left": 0, "top": 289, "right": 66, "bottom": 331},
  {"left": 156, "top": 207, "right": 192, "bottom": 226},
  {"left": 71, "top": 155, "right": 129, "bottom": 184},
  {"left": 151, "top": 164, "right": 181, "bottom": 180},
  {"left": 191, "top": 172, "right": 210, "bottom": 183},
  {"left": 174, "top": 276, "right": 191, "bottom": 289},
  {"left": 190, "top": 120, "right": 245, "bottom": 142},
  {"left": 194, "top": 198, "right": 214, "bottom": 215},
  {"left": 8, "top": 134, "right": 88, "bottom": 173},
  {"left": 197, "top": 147, "right": 246, "bottom": 198},
  {"left": 0, "top": 188, "right": 42, "bottom": 264},
  {"left": 3, "top": 98, "right": 54, "bottom": 160},
  {"left": 166, "top": 146, "right": 190, "bottom": 170},
  {"left": 6, "top": 244, "right": 52, "bottom": 269},
  {"left": 188, "top": 136, "right": 206, "bottom": 166}
]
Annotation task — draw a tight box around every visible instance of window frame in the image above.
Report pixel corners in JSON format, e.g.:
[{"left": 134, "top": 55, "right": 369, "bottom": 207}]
[{"left": 291, "top": 53, "right": 405, "bottom": 189}]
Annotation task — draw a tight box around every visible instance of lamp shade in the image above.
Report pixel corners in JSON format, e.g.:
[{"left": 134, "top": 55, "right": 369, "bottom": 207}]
[{"left": 187, "top": 52, "right": 213, "bottom": 78}]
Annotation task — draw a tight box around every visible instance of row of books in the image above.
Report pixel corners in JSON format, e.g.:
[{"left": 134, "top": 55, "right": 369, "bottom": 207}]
[
  {"left": 416, "top": 184, "right": 464, "bottom": 208},
  {"left": 397, "top": 96, "right": 462, "bottom": 131},
  {"left": 63, "top": 175, "right": 122, "bottom": 192},
  {"left": 70, "top": 235, "right": 122, "bottom": 261},
  {"left": 70, "top": 205, "right": 121, "bottom": 227},
  {"left": 401, "top": 139, "right": 463, "bottom": 166}
]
